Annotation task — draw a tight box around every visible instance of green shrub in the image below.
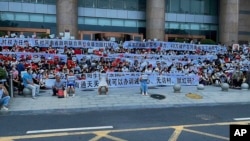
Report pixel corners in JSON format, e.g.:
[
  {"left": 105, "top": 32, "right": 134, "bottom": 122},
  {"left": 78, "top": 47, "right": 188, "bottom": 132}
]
[
  {"left": 174, "top": 38, "right": 187, "bottom": 43},
  {"left": 0, "top": 67, "right": 7, "bottom": 80},
  {"left": 200, "top": 39, "right": 216, "bottom": 45}
]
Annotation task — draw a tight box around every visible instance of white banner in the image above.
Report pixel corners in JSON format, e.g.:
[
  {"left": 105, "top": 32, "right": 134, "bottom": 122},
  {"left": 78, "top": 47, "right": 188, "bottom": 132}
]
[
  {"left": 0, "top": 38, "right": 118, "bottom": 48},
  {"left": 123, "top": 41, "right": 227, "bottom": 53},
  {"left": 74, "top": 72, "right": 199, "bottom": 89},
  {"left": 0, "top": 52, "right": 67, "bottom": 62}
]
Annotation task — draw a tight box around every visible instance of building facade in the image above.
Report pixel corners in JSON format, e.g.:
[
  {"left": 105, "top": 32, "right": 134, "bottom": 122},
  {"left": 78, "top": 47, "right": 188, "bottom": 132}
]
[{"left": 0, "top": 0, "right": 249, "bottom": 45}]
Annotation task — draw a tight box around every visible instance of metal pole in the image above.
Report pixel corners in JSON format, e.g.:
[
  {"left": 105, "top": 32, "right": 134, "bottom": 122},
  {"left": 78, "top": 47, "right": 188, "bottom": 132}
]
[{"left": 8, "top": 71, "right": 14, "bottom": 97}]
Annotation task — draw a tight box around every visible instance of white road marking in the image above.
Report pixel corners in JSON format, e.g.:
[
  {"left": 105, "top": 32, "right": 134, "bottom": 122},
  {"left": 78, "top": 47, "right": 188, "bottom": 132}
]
[
  {"left": 26, "top": 126, "right": 114, "bottom": 134},
  {"left": 233, "top": 117, "right": 250, "bottom": 121}
]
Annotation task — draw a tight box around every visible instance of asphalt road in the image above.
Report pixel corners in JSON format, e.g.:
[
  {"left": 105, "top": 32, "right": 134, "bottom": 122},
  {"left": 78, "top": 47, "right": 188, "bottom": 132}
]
[{"left": 1, "top": 104, "right": 250, "bottom": 141}]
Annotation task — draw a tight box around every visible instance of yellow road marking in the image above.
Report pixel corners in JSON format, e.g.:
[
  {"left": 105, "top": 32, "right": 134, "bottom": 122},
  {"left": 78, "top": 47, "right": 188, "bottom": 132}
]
[
  {"left": 1, "top": 120, "right": 249, "bottom": 141},
  {"left": 183, "top": 128, "right": 229, "bottom": 140},
  {"left": 168, "top": 126, "right": 183, "bottom": 141}
]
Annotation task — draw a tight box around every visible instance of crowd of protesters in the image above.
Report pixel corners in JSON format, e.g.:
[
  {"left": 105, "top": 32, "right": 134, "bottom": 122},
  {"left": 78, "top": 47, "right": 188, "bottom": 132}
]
[
  {"left": 0, "top": 37, "right": 250, "bottom": 95},
  {"left": 1, "top": 35, "right": 250, "bottom": 111}
]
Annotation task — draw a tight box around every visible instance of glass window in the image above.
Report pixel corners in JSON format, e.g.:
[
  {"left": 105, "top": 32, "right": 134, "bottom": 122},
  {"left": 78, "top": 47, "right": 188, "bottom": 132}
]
[
  {"left": 97, "top": 0, "right": 109, "bottom": 9},
  {"left": 98, "top": 18, "right": 111, "bottom": 26},
  {"left": 169, "top": 0, "right": 180, "bottom": 13},
  {"left": 180, "top": 0, "right": 190, "bottom": 13},
  {"left": 78, "top": 0, "right": 84, "bottom": 7},
  {"left": 111, "top": 19, "right": 124, "bottom": 26},
  {"left": 34, "top": 0, "right": 44, "bottom": 4},
  {"left": 125, "top": 0, "right": 138, "bottom": 10},
  {"left": 85, "top": 17, "right": 97, "bottom": 25},
  {"left": 191, "top": 0, "right": 201, "bottom": 14},
  {"left": 22, "top": 0, "right": 31, "bottom": 3},
  {"left": 44, "top": 15, "right": 56, "bottom": 23},
  {"left": 169, "top": 22, "right": 179, "bottom": 29},
  {"left": 210, "top": 0, "right": 218, "bottom": 15},
  {"left": 43, "top": 0, "right": 56, "bottom": 5},
  {"left": 203, "top": 0, "right": 210, "bottom": 15},
  {"left": 30, "top": 14, "right": 44, "bottom": 22},
  {"left": 200, "top": 24, "right": 209, "bottom": 30},
  {"left": 210, "top": 25, "right": 217, "bottom": 30},
  {"left": 138, "top": 0, "right": 146, "bottom": 11},
  {"left": 138, "top": 20, "right": 145, "bottom": 27},
  {"left": 78, "top": 17, "right": 84, "bottom": 24},
  {"left": 165, "top": 22, "right": 169, "bottom": 28},
  {"left": 190, "top": 23, "right": 200, "bottom": 30},
  {"left": 13, "top": 0, "right": 23, "bottom": 2},
  {"left": 85, "top": 0, "right": 96, "bottom": 8},
  {"left": 180, "top": 23, "right": 189, "bottom": 30},
  {"left": 1, "top": 12, "right": 15, "bottom": 20},
  {"left": 15, "top": 13, "right": 29, "bottom": 21},
  {"left": 111, "top": 0, "right": 124, "bottom": 9},
  {"left": 124, "top": 20, "right": 137, "bottom": 27}
]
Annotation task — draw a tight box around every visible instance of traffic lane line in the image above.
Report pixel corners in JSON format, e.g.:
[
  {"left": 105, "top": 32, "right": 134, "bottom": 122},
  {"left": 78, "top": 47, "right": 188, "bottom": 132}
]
[
  {"left": 26, "top": 126, "right": 114, "bottom": 134},
  {"left": 233, "top": 117, "right": 250, "bottom": 121},
  {"left": 2, "top": 121, "right": 250, "bottom": 141}
]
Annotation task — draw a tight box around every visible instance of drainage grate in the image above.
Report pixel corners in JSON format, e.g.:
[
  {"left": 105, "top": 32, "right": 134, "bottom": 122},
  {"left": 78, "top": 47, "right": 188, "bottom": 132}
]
[
  {"left": 82, "top": 89, "right": 95, "bottom": 91},
  {"left": 150, "top": 94, "right": 166, "bottom": 100}
]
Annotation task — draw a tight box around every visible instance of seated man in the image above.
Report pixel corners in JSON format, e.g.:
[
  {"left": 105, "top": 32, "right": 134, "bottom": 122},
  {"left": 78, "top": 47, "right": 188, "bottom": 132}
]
[
  {"left": 0, "top": 81, "right": 10, "bottom": 111},
  {"left": 23, "top": 67, "right": 40, "bottom": 99},
  {"left": 52, "top": 74, "right": 65, "bottom": 96}
]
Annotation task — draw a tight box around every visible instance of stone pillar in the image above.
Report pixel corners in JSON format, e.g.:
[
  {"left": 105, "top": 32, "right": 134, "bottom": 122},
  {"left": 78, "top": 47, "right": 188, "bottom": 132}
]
[
  {"left": 219, "top": 0, "right": 239, "bottom": 45},
  {"left": 146, "top": 0, "right": 165, "bottom": 41},
  {"left": 56, "top": 0, "right": 78, "bottom": 39}
]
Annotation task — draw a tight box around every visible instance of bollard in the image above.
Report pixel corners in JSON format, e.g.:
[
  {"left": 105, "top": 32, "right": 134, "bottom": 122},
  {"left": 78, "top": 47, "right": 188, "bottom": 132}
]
[
  {"left": 173, "top": 84, "right": 181, "bottom": 93},
  {"left": 8, "top": 71, "right": 14, "bottom": 97}
]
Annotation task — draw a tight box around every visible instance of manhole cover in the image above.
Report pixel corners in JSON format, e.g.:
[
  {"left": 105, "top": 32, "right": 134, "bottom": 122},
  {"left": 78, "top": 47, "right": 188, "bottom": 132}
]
[{"left": 150, "top": 94, "right": 166, "bottom": 100}]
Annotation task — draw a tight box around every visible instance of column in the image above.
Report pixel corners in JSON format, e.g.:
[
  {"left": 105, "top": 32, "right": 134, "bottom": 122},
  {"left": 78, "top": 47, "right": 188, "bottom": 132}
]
[
  {"left": 56, "top": 0, "right": 78, "bottom": 39},
  {"left": 219, "top": 0, "right": 239, "bottom": 45},
  {"left": 146, "top": 0, "right": 165, "bottom": 41}
]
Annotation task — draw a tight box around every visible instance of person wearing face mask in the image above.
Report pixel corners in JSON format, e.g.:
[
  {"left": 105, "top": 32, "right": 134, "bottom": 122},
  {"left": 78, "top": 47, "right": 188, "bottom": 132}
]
[{"left": 22, "top": 67, "right": 40, "bottom": 99}]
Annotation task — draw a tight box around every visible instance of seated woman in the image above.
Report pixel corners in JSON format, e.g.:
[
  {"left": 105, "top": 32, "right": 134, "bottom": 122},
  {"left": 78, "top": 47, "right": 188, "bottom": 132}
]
[
  {"left": 66, "top": 70, "right": 76, "bottom": 96},
  {"left": 12, "top": 72, "right": 24, "bottom": 95},
  {"left": 98, "top": 70, "right": 108, "bottom": 95},
  {"left": 199, "top": 73, "right": 210, "bottom": 85},
  {"left": 231, "top": 67, "right": 243, "bottom": 88}
]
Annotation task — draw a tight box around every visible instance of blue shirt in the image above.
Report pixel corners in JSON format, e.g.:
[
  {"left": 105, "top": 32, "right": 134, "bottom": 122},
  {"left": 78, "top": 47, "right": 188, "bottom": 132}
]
[
  {"left": 17, "top": 63, "right": 25, "bottom": 74},
  {"left": 23, "top": 73, "right": 33, "bottom": 87},
  {"left": 0, "top": 89, "right": 3, "bottom": 98}
]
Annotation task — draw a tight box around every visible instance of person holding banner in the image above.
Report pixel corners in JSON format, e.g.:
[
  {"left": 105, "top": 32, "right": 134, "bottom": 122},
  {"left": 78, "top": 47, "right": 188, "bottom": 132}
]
[
  {"left": 66, "top": 70, "right": 76, "bottom": 96},
  {"left": 139, "top": 71, "right": 148, "bottom": 96},
  {"left": 98, "top": 70, "right": 108, "bottom": 95}
]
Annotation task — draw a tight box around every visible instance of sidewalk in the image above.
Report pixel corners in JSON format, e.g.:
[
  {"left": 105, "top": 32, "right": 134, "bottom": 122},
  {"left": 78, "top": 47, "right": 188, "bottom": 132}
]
[{"left": 5, "top": 85, "right": 250, "bottom": 113}]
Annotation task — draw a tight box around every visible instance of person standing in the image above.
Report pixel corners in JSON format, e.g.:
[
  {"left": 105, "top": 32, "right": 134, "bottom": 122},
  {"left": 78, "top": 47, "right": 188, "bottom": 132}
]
[
  {"left": 140, "top": 71, "right": 148, "bottom": 96},
  {"left": 98, "top": 70, "right": 108, "bottom": 95},
  {"left": 22, "top": 67, "right": 40, "bottom": 99},
  {"left": 0, "top": 81, "right": 10, "bottom": 111}
]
